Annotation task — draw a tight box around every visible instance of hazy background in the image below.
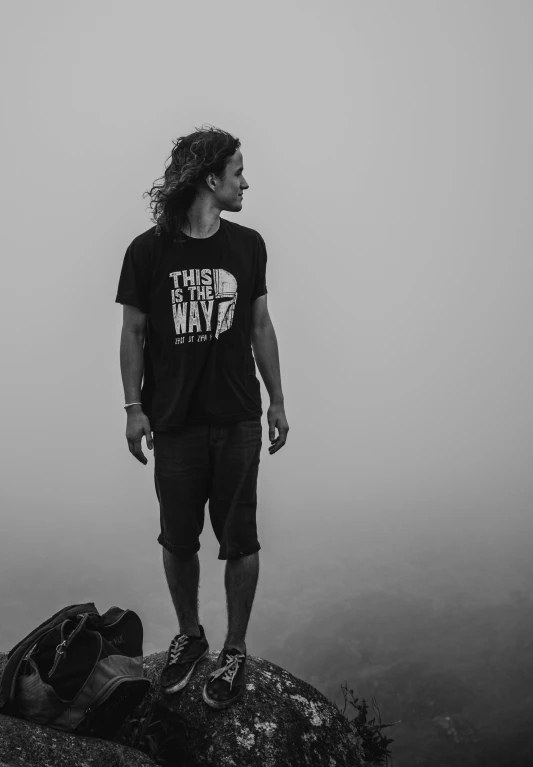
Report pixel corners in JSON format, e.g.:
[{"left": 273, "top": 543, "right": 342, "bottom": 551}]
[{"left": 1, "top": 2, "right": 532, "bottom": 764}]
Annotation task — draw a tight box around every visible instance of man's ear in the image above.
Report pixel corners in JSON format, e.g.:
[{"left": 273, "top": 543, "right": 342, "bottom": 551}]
[{"left": 205, "top": 172, "right": 216, "bottom": 193}]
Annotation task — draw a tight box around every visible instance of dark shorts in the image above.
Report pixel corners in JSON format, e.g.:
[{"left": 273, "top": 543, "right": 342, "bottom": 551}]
[{"left": 153, "top": 419, "right": 262, "bottom": 560}]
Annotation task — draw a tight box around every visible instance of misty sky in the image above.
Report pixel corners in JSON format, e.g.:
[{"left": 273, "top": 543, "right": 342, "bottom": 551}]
[{"left": 0, "top": 1, "right": 532, "bottom": 648}]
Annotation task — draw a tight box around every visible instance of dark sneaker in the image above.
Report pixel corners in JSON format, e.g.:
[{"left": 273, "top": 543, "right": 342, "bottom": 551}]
[
  {"left": 160, "top": 625, "right": 210, "bottom": 694},
  {"left": 202, "top": 646, "right": 247, "bottom": 709}
]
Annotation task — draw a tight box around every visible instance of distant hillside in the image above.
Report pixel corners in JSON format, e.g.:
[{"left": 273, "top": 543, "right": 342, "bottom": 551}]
[{"left": 256, "top": 543, "right": 533, "bottom": 767}]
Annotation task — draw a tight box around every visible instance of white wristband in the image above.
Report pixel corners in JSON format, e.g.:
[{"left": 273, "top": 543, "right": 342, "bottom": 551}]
[{"left": 124, "top": 402, "right": 142, "bottom": 409}]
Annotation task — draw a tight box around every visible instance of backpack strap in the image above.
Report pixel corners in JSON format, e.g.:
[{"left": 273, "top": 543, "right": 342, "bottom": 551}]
[{"left": 0, "top": 603, "right": 99, "bottom": 715}]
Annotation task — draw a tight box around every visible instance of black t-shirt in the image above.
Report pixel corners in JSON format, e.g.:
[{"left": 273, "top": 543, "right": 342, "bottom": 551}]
[{"left": 115, "top": 217, "right": 268, "bottom": 431}]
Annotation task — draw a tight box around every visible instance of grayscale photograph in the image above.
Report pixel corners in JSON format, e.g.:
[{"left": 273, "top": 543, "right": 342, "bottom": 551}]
[{"left": 0, "top": 2, "right": 532, "bottom": 766}]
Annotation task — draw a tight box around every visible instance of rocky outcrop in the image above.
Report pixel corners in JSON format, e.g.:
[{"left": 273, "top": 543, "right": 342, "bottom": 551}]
[
  {"left": 0, "top": 650, "right": 365, "bottom": 767},
  {"left": 0, "top": 713, "right": 157, "bottom": 766},
  {"left": 117, "top": 650, "right": 365, "bottom": 766}
]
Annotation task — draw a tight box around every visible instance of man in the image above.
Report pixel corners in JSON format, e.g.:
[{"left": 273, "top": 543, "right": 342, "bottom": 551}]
[{"left": 115, "top": 126, "right": 288, "bottom": 710}]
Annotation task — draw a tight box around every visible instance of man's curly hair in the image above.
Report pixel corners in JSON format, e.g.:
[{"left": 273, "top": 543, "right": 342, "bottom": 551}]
[{"left": 144, "top": 125, "right": 241, "bottom": 241}]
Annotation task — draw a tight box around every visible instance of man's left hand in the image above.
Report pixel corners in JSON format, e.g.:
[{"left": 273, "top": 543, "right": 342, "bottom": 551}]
[{"left": 267, "top": 403, "right": 289, "bottom": 455}]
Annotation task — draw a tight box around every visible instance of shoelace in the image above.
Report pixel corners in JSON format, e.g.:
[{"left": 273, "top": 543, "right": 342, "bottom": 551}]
[
  {"left": 168, "top": 634, "right": 190, "bottom": 665},
  {"left": 209, "top": 652, "right": 245, "bottom": 689}
]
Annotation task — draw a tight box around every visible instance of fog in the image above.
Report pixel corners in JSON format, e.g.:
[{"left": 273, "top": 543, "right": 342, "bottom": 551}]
[{"left": 1, "top": 2, "right": 532, "bottom": 764}]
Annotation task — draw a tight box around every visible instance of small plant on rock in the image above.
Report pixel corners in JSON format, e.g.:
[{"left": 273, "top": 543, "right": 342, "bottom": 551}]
[
  {"left": 339, "top": 682, "right": 397, "bottom": 766},
  {"left": 116, "top": 697, "right": 194, "bottom": 767}
]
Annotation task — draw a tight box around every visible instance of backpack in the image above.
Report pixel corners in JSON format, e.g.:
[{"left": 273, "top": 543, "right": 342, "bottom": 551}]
[{"left": 0, "top": 602, "right": 151, "bottom": 739}]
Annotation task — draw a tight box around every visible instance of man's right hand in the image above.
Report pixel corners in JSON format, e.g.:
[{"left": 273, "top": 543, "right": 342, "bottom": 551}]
[{"left": 125, "top": 406, "right": 153, "bottom": 465}]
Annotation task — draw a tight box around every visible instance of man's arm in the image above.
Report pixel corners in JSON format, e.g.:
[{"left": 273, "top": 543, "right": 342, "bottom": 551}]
[
  {"left": 120, "top": 304, "right": 153, "bottom": 465},
  {"left": 250, "top": 295, "right": 289, "bottom": 454}
]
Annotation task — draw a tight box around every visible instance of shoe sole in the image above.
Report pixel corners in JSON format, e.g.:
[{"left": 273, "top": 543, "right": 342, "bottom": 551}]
[
  {"left": 161, "top": 645, "right": 210, "bottom": 694},
  {"left": 202, "top": 682, "right": 244, "bottom": 709}
]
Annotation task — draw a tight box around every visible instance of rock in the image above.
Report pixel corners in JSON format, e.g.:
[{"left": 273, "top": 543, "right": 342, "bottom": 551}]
[
  {"left": 0, "top": 712, "right": 156, "bottom": 767},
  {"left": 117, "top": 650, "right": 365, "bottom": 767},
  {"left": 1, "top": 648, "right": 365, "bottom": 767}
]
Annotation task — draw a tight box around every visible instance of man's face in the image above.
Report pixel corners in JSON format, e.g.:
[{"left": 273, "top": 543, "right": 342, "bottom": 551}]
[{"left": 212, "top": 149, "right": 249, "bottom": 212}]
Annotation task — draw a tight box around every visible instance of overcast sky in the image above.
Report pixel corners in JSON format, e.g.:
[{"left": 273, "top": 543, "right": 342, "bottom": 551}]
[{"left": 0, "top": 1, "right": 532, "bottom": 632}]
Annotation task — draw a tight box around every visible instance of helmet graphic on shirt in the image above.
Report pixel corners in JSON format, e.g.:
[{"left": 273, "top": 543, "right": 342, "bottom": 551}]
[{"left": 213, "top": 269, "right": 238, "bottom": 339}]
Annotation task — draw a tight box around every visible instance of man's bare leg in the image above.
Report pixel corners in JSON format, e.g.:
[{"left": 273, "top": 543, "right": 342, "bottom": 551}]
[
  {"left": 162, "top": 549, "right": 201, "bottom": 637},
  {"left": 224, "top": 551, "right": 260, "bottom": 653}
]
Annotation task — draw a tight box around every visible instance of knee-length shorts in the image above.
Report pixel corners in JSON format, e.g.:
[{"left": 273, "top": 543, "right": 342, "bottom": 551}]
[{"left": 153, "top": 419, "right": 262, "bottom": 560}]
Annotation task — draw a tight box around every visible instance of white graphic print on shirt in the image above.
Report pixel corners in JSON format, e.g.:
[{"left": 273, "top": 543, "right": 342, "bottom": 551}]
[{"left": 169, "top": 268, "right": 238, "bottom": 343}]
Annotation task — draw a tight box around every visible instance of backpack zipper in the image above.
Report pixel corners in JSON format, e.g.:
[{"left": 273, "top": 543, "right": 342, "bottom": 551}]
[
  {"left": 23, "top": 642, "right": 39, "bottom": 661},
  {"left": 81, "top": 674, "right": 148, "bottom": 720},
  {"left": 100, "top": 609, "right": 128, "bottom": 630},
  {"left": 48, "top": 613, "right": 91, "bottom": 680}
]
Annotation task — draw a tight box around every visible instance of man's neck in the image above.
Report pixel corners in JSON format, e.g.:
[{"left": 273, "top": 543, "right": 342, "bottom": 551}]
[{"left": 183, "top": 198, "right": 221, "bottom": 239}]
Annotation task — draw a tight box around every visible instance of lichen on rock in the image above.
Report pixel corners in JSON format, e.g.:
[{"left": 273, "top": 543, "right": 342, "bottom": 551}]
[
  {"left": 0, "top": 709, "right": 156, "bottom": 767},
  {"left": 117, "top": 650, "right": 365, "bottom": 766},
  {"left": 1, "top": 649, "right": 365, "bottom": 767}
]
